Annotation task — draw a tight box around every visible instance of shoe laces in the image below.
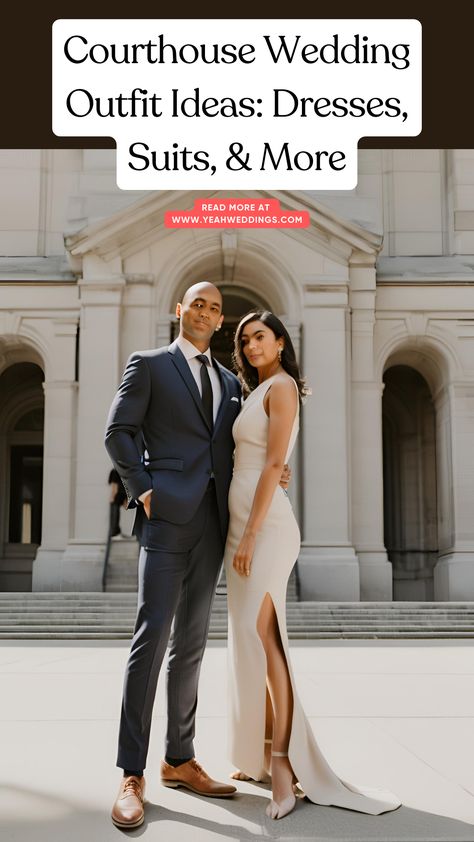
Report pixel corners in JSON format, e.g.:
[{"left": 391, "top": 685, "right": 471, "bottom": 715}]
[
  {"left": 189, "top": 759, "right": 205, "bottom": 776},
  {"left": 123, "top": 777, "right": 142, "bottom": 797}
]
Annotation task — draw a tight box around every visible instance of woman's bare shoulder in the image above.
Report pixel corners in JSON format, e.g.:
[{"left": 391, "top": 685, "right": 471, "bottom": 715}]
[
  {"left": 269, "top": 374, "right": 297, "bottom": 394},
  {"left": 265, "top": 375, "right": 298, "bottom": 413}
]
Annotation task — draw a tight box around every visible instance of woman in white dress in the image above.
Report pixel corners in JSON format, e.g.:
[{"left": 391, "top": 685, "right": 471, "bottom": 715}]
[{"left": 224, "top": 310, "right": 401, "bottom": 820}]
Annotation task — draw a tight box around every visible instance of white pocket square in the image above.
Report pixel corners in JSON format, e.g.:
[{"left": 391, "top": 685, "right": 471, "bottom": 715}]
[{"left": 231, "top": 396, "right": 239, "bottom": 402}]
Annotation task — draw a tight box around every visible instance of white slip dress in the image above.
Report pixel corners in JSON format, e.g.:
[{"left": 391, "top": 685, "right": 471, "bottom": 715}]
[{"left": 224, "top": 375, "right": 400, "bottom": 815}]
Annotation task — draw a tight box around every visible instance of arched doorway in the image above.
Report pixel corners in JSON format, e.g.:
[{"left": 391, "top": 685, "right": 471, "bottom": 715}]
[
  {"left": 0, "top": 362, "right": 44, "bottom": 591},
  {"left": 382, "top": 365, "right": 438, "bottom": 600}
]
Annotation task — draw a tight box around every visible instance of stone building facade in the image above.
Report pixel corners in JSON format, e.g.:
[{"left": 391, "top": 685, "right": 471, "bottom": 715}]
[{"left": 1, "top": 149, "right": 474, "bottom": 601}]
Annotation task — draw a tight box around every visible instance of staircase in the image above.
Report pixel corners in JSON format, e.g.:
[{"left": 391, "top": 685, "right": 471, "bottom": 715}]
[
  {"left": 1, "top": 591, "right": 474, "bottom": 639},
  {"left": 104, "top": 536, "right": 139, "bottom": 592},
  {"left": 2, "top": 542, "right": 473, "bottom": 639}
]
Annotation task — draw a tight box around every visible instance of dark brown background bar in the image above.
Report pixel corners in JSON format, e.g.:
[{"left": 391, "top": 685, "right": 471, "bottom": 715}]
[{"left": 1, "top": 1, "right": 469, "bottom": 149}]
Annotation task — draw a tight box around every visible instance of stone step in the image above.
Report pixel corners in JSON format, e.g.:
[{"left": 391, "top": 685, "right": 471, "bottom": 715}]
[
  {"left": 1, "top": 615, "right": 474, "bottom": 628},
  {"left": 1, "top": 593, "right": 474, "bottom": 639},
  {"left": 103, "top": 536, "right": 139, "bottom": 592},
  {"left": 15, "top": 608, "right": 457, "bottom": 613},
  {"left": 105, "top": 586, "right": 140, "bottom": 593},
  {"left": 1, "top": 629, "right": 474, "bottom": 640},
  {"left": 1, "top": 602, "right": 474, "bottom": 616},
  {"left": 3, "top": 593, "right": 474, "bottom": 607},
  {"left": 1, "top": 600, "right": 472, "bottom": 610},
  {"left": 0, "top": 605, "right": 474, "bottom": 629},
  {"left": 1, "top": 627, "right": 473, "bottom": 638},
  {"left": 0, "top": 604, "right": 473, "bottom": 616},
  {"left": 1, "top": 608, "right": 474, "bottom": 621}
]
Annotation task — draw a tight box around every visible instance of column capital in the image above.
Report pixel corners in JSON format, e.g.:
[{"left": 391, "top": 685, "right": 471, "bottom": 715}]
[
  {"left": 303, "top": 284, "right": 349, "bottom": 309},
  {"left": 349, "top": 250, "right": 378, "bottom": 269},
  {"left": 52, "top": 318, "right": 79, "bottom": 338},
  {"left": 352, "top": 380, "right": 385, "bottom": 394},
  {"left": 447, "top": 380, "right": 474, "bottom": 398},
  {"left": 349, "top": 254, "right": 377, "bottom": 294},
  {"left": 42, "top": 380, "right": 78, "bottom": 392},
  {"left": 78, "top": 283, "right": 124, "bottom": 306},
  {"left": 124, "top": 273, "right": 155, "bottom": 286}
]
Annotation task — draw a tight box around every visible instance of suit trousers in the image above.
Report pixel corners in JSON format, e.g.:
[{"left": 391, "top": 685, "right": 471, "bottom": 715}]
[{"left": 116, "top": 481, "right": 224, "bottom": 771}]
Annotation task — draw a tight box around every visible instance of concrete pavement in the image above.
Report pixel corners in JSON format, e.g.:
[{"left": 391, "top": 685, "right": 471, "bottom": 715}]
[{"left": 1, "top": 639, "right": 474, "bottom": 841}]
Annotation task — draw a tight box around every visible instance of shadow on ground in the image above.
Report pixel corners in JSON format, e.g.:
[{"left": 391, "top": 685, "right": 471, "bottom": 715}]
[{"left": 2, "top": 784, "right": 474, "bottom": 842}]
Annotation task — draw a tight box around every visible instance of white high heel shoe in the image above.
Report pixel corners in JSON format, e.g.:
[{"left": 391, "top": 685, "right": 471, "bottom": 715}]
[{"left": 265, "top": 752, "right": 297, "bottom": 820}]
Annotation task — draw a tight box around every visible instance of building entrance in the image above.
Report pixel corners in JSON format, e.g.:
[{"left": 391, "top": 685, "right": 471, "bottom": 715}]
[
  {"left": 382, "top": 365, "right": 438, "bottom": 601},
  {"left": 0, "top": 363, "right": 44, "bottom": 591}
]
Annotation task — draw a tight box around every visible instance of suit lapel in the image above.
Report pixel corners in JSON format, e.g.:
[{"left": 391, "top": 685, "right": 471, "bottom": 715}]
[{"left": 168, "top": 341, "right": 212, "bottom": 431}]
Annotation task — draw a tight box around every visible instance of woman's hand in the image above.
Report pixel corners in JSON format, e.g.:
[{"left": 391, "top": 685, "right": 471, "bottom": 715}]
[
  {"left": 279, "top": 463, "right": 291, "bottom": 489},
  {"left": 233, "top": 531, "right": 257, "bottom": 577}
]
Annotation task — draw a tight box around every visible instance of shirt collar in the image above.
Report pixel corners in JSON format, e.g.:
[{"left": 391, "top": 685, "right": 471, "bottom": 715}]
[{"left": 176, "top": 334, "right": 212, "bottom": 364}]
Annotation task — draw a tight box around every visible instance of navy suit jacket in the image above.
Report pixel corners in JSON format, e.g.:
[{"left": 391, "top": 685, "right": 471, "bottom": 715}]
[{"left": 105, "top": 340, "right": 242, "bottom": 543}]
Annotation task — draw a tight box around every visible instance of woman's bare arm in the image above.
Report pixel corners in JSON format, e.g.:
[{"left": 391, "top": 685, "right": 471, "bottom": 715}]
[{"left": 233, "top": 377, "right": 298, "bottom": 576}]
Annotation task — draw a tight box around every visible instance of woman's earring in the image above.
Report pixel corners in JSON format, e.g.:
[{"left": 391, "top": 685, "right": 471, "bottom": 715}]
[{"left": 278, "top": 347, "right": 282, "bottom": 361}]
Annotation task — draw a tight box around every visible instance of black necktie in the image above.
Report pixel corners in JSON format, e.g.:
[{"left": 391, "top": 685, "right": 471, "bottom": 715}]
[{"left": 196, "top": 354, "right": 214, "bottom": 429}]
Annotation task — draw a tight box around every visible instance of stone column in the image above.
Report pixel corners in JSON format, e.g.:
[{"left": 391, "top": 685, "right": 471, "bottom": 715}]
[
  {"left": 33, "top": 319, "right": 78, "bottom": 591},
  {"left": 61, "top": 267, "right": 124, "bottom": 590},
  {"left": 434, "top": 382, "right": 474, "bottom": 599},
  {"left": 285, "top": 320, "right": 301, "bottom": 362},
  {"left": 298, "top": 284, "right": 359, "bottom": 600},
  {"left": 350, "top": 257, "right": 393, "bottom": 600},
  {"left": 351, "top": 379, "right": 393, "bottom": 599},
  {"left": 156, "top": 317, "right": 174, "bottom": 348}
]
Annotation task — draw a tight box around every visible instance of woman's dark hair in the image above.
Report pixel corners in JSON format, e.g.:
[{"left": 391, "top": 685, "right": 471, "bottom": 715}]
[{"left": 232, "top": 310, "right": 311, "bottom": 400}]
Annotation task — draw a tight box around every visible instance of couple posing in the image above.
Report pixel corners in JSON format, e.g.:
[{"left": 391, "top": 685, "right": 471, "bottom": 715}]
[{"left": 105, "top": 282, "right": 400, "bottom": 828}]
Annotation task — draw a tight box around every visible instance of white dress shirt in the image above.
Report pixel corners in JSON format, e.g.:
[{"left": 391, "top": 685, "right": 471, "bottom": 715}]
[
  {"left": 139, "top": 335, "right": 222, "bottom": 503},
  {"left": 175, "top": 335, "right": 222, "bottom": 421}
]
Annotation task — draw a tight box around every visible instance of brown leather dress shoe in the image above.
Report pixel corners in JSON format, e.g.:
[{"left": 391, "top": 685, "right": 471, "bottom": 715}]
[
  {"left": 160, "top": 758, "right": 236, "bottom": 797},
  {"left": 111, "top": 775, "right": 146, "bottom": 828}
]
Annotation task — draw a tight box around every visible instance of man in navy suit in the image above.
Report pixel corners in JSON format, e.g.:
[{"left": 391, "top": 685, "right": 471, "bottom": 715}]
[{"left": 106, "top": 282, "right": 243, "bottom": 827}]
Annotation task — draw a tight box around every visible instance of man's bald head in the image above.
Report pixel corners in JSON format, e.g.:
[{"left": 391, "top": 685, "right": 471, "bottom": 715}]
[
  {"left": 181, "top": 282, "right": 222, "bottom": 309},
  {"left": 176, "top": 282, "right": 224, "bottom": 351}
]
